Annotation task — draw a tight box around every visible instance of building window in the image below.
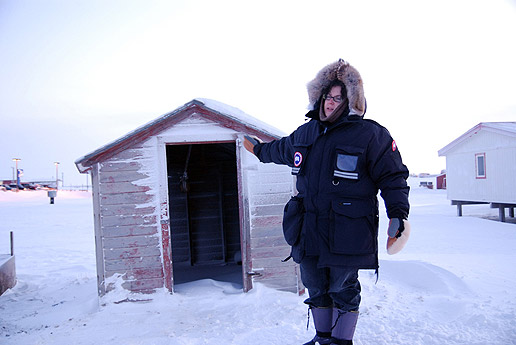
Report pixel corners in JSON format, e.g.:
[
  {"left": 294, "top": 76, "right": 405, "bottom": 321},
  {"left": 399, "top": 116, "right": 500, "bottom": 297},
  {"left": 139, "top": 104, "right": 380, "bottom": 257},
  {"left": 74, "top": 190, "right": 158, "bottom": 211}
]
[{"left": 475, "top": 153, "right": 486, "bottom": 179}]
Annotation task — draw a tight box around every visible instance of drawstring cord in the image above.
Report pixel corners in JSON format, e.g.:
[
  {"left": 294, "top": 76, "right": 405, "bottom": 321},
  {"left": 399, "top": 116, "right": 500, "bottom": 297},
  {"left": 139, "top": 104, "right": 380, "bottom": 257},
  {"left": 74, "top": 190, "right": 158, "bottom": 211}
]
[
  {"left": 306, "top": 306, "right": 311, "bottom": 330},
  {"left": 331, "top": 310, "right": 343, "bottom": 331},
  {"left": 331, "top": 309, "right": 346, "bottom": 331},
  {"left": 307, "top": 305, "right": 354, "bottom": 332},
  {"left": 331, "top": 309, "right": 359, "bottom": 331}
]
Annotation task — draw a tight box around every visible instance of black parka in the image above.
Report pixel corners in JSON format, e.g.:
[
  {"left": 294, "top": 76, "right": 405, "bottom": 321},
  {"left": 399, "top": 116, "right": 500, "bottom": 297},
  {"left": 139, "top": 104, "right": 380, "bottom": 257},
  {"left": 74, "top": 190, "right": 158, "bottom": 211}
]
[{"left": 254, "top": 111, "right": 410, "bottom": 269}]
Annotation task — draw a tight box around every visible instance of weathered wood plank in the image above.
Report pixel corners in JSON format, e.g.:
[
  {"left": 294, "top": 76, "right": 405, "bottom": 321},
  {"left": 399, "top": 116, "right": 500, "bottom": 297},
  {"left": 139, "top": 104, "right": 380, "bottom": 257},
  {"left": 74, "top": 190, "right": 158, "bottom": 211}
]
[
  {"left": 104, "top": 255, "right": 162, "bottom": 271},
  {"left": 100, "top": 192, "right": 154, "bottom": 206},
  {"left": 251, "top": 246, "right": 291, "bottom": 259},
  {"left": 254, "top": 275, "right": 299, "bottom": 289},
  {"left": 250, "top": 224, "right": 283, "bottom": 238},
  {"left": 252, "top": 256, "right": 295, "bottom": 269},
  {"left": 249, "top": 171, "right": 295, "bottom": 184},
  {"left": 254, "top": 269, "right": 298, "bottom": 280},
  {"left": 103, "top": 225, "right": 158, "bottom": 238},
  {"left": 105, "top": 267, "right": 163, "bottom": 280},
  {"left": 256, "top": 278, "right": 299, "bottom": 293},
  {"left": 104, "top": 245, "right": 161, "bottom": 260},
  {"left": 101, "top": 204, "right": 156, "bottom": 217},
  {"left": 99, "top": 181, "right": 151, "bottom": 194},
  {"left": 275, "top": 285, "right": 300, "bottom": 294},
  {"left": 99, "top": 170, "right": 150, "bottom": 183},
  {"left": 108, "top": 148, "right": 148, "bottom": 161},
  {"left": 251, "top": 204, "right": 284, "bottom": 217},
  {"left": 252, "top": 265, "right": 297, "bottom": 280},
  {"left": 249, "top": 181, "right": 293, "bottom": 195},
  {"left": 100, "top": 161, "right": 142, "bottom": 172},
  {"left": 250, "top": 235, "right": 288, "bottom": 249},
  {"left": 101, "top": 214, "right": 157, "bottom": 227},
  {"left": 251, "top": 193, "right": 291, "bottom": 206},
  {"left": 103, "top": 235, "right": 159, "bottom": 249},
  {"left": 251, "top": 215, "right": 283, "bottom": 229},
  {"left": 122, "top": 277, "right": 164, "bottom": 292}
]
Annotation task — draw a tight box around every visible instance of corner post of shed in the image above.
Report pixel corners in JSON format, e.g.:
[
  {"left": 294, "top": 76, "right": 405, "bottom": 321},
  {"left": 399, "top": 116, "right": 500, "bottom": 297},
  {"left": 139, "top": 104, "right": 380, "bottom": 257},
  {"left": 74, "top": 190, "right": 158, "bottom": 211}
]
[
  {"left": 235, "top": 134, "right": 253, "bottom": 292},
  {"left": 90, "top": 163, "right": 107, "bottom": 296},
  {"left": 157, "top": 136, "right": 173, "bottom": 292}
]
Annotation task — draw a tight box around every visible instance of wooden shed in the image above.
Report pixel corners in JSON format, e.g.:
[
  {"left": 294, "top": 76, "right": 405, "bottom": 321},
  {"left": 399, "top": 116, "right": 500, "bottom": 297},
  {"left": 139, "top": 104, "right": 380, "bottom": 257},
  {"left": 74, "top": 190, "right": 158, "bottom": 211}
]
[
  {"left": 438, "top": 122, "right": 516, "bottom": 221},
  {"left": 0, "top": 255, "right": 16, "bottom": 296},
  {"left": 75, "top": 99, "right": 302, "bottom": 296}
]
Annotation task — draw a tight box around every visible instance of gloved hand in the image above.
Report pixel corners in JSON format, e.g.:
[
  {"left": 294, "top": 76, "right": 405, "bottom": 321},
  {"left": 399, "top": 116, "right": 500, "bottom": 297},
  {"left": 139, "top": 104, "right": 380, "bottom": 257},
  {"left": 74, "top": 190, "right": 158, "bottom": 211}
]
[
  {"left": 243, "top": 135, "right": 260, "bottom": 155},
  {"left": 386, "top": 218, "right": 411, "bottom": 255},
  {"left": 387, "top": 218, "right": 405, "bottom": 238}
]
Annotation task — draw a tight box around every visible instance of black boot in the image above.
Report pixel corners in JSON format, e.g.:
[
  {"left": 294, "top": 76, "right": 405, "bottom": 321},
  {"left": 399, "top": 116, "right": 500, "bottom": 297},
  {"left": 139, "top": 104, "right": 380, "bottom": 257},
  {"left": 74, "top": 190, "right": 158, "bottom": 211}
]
[
  {"left": 330, "top": 308, "right": 358, "bottom": 345},
  {"left": 303, "top": 334, "right": 333, "bottom": 345},
  {"left": 303, "top": 307, "right": 333, "bottom": 345},
  {"left": 330, "top": 340, "right": 353, "bottom": 345}
]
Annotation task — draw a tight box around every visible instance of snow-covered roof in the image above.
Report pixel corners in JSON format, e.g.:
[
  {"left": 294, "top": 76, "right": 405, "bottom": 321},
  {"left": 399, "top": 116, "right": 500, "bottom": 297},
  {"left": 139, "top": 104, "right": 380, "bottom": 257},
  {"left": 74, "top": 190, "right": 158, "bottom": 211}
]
[
  {"left": 195, "top": 98, "right": 286, "bottom": 137},
  {"left": 438, "top": 122, "right": 516, "bottom": 156},
  {"left": 75, "top": 99, "right": 286, "bottom": 172}
]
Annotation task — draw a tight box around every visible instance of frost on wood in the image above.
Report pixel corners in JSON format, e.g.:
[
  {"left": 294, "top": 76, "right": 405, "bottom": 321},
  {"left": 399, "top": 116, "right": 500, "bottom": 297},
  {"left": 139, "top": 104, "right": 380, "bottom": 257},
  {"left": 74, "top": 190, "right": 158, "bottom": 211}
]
[
  {"left": 76, "top": 99, "right": 301, "bottom": 295},
  {"left": 96, "top": 141, "right": 163, "bottom": 294}
]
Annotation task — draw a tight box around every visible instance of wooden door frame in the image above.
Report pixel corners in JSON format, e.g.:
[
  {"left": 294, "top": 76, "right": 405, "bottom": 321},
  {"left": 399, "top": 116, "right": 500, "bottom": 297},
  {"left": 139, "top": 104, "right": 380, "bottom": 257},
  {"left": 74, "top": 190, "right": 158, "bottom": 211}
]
[
  {"left": 235, "top": 135, "right": 252, "bottom": 292},
  {"left": 157, "top": 137, "right": 173, "bottom": 292},
  {"left": 157, "top": 135, "right": 251, "bottom": 292}
]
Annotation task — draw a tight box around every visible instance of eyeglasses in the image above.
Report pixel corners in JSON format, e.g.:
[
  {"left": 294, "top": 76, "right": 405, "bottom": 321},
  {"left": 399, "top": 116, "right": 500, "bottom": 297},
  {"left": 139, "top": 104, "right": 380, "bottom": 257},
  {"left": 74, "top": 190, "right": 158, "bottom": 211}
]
[{"left": 323, "top": 94, "right": 343, "bottom": 103}]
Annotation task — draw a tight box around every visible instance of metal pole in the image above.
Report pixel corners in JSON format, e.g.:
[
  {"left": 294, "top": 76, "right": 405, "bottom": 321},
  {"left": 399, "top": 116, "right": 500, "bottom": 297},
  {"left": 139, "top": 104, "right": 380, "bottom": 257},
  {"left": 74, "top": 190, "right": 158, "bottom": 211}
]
[
  {"left": 12, "top": 158, "right": 21, "bottom": 191},
  {"left": 10, "top": 231, "right": 14, "bottom": 256},
  {"left": 54, "top": 162, "right": 60, "bottom": 190}
]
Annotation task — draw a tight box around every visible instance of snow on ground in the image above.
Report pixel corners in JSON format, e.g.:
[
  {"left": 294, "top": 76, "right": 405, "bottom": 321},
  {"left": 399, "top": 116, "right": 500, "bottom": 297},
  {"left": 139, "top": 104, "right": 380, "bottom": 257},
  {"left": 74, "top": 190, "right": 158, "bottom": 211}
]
[{"left": 0, "top": 188, "right": 515, "bottom": 345}]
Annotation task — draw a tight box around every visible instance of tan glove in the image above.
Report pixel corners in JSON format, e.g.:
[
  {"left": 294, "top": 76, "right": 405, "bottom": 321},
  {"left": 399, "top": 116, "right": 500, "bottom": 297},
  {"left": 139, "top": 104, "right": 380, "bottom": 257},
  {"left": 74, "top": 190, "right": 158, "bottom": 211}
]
[
  {"left": 386, "top": 218, "right": 411, "bottom": 255},
  {"left": 243, "top": 135, "right": 261, "bottom": 155}
]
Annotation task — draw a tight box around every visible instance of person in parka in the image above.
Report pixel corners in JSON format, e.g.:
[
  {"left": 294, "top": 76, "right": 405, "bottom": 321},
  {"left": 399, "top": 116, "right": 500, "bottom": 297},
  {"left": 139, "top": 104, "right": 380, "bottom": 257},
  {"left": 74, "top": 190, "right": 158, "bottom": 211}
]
[{"left": 244, "top": 59, "right": 410, "bottom": 345}]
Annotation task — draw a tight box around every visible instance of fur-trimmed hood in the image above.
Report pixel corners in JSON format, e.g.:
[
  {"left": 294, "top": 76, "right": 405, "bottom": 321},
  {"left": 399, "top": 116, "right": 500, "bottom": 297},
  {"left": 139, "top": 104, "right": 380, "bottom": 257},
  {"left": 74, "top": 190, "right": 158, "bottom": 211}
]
[{"left": 307, "top": 59, "right": 366, "bottom": 116}]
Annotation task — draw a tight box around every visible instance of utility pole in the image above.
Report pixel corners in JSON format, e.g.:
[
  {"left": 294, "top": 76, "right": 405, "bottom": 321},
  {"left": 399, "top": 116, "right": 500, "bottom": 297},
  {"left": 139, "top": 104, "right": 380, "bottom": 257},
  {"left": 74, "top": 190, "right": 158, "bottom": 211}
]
[
  {"left": 12, "top": 158, "right": 21, "bottom": 191},
  {"left": 54, "top": 162, "right": 59, "bottom": 190}
]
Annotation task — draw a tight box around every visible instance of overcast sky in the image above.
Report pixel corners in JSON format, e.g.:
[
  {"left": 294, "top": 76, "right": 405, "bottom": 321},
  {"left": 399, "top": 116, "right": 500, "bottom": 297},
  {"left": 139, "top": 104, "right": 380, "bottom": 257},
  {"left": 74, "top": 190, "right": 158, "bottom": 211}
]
[{"left": 1, "top": 0, "right": 515, "bottom": 186}]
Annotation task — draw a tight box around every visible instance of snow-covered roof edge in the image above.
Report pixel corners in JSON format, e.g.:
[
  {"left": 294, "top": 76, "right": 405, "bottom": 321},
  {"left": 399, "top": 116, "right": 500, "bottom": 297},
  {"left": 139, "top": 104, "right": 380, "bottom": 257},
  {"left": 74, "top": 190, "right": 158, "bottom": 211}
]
[
  {"left": 438, "top": 122, "right": 516, "bottom": 156},
  {"left": 75, "top": 99, "right": 286, "bottom": 173},
  {"left": 195, "top": 98, "right": 286, "bottom": 138}
]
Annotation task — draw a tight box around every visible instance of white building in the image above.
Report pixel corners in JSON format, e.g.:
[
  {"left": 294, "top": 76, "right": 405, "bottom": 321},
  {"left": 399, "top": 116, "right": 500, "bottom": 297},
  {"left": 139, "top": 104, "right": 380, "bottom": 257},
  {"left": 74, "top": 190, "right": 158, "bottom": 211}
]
[{"left": 438, "top": 122, "right": 516, "bottom": 221}]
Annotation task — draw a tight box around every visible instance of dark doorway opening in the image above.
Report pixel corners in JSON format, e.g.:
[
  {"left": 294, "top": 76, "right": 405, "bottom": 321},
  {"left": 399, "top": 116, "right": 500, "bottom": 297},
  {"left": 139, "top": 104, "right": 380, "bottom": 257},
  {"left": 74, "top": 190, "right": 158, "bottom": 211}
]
[{"left": 166, "top": 142, "right": 243, "bottom": 289}]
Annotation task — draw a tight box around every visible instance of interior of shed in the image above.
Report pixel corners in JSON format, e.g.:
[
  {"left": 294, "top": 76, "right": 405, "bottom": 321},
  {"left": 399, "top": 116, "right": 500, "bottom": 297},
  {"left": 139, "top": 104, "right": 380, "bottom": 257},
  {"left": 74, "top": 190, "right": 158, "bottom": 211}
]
[{"left": 166, "top": 142, "right": 243, "bottom": 289}]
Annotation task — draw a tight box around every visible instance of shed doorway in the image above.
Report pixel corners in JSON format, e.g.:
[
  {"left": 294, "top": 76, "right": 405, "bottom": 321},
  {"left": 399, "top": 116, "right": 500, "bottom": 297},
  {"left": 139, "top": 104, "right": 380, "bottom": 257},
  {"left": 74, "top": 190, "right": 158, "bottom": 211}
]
[{"left": 166, "top": 142, "right": 243, "bottom": 289}]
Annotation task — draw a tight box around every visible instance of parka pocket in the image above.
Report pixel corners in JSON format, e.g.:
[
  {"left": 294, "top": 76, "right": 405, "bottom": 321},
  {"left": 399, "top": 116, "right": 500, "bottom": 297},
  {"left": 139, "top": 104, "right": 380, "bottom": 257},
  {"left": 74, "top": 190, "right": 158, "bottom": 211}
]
[
  {"left": 282, "top": 196, "right": 305, "bottom": 246},
  {"left": 329, "top": 199, "right": 376, "bottom": 255},
  {"left": 333, "top": 145, "right": 364, "bottom": 181}
]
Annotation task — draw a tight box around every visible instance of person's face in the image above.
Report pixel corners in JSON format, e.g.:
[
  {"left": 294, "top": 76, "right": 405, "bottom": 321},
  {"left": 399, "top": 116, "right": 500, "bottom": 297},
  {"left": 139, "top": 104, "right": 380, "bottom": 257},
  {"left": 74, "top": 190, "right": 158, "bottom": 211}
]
[{"left": 324, "top": 85, "right": 343, "bottom": 116}]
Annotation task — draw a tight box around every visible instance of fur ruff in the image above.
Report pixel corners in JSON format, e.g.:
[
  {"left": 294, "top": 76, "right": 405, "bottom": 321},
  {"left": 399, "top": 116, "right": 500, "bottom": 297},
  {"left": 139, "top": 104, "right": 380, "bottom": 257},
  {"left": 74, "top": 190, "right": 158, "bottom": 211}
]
[{"left": 307, "top": 59, "right": 366, "bottom": 116}]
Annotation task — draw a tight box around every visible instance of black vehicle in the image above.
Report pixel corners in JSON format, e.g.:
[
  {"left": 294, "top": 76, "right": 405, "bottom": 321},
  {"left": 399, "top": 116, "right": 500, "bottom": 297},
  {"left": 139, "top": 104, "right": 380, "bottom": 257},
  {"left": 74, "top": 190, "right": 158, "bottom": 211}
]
[{"left": 22, "top": 183, "right": 37, "bottom": 190}]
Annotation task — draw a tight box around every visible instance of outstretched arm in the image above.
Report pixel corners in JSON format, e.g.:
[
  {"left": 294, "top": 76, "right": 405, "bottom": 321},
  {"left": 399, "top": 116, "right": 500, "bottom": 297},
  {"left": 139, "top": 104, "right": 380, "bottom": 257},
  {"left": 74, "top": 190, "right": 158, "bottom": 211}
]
[{"left": 245, "top": 133, "right": 297, "bottom": 167}]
